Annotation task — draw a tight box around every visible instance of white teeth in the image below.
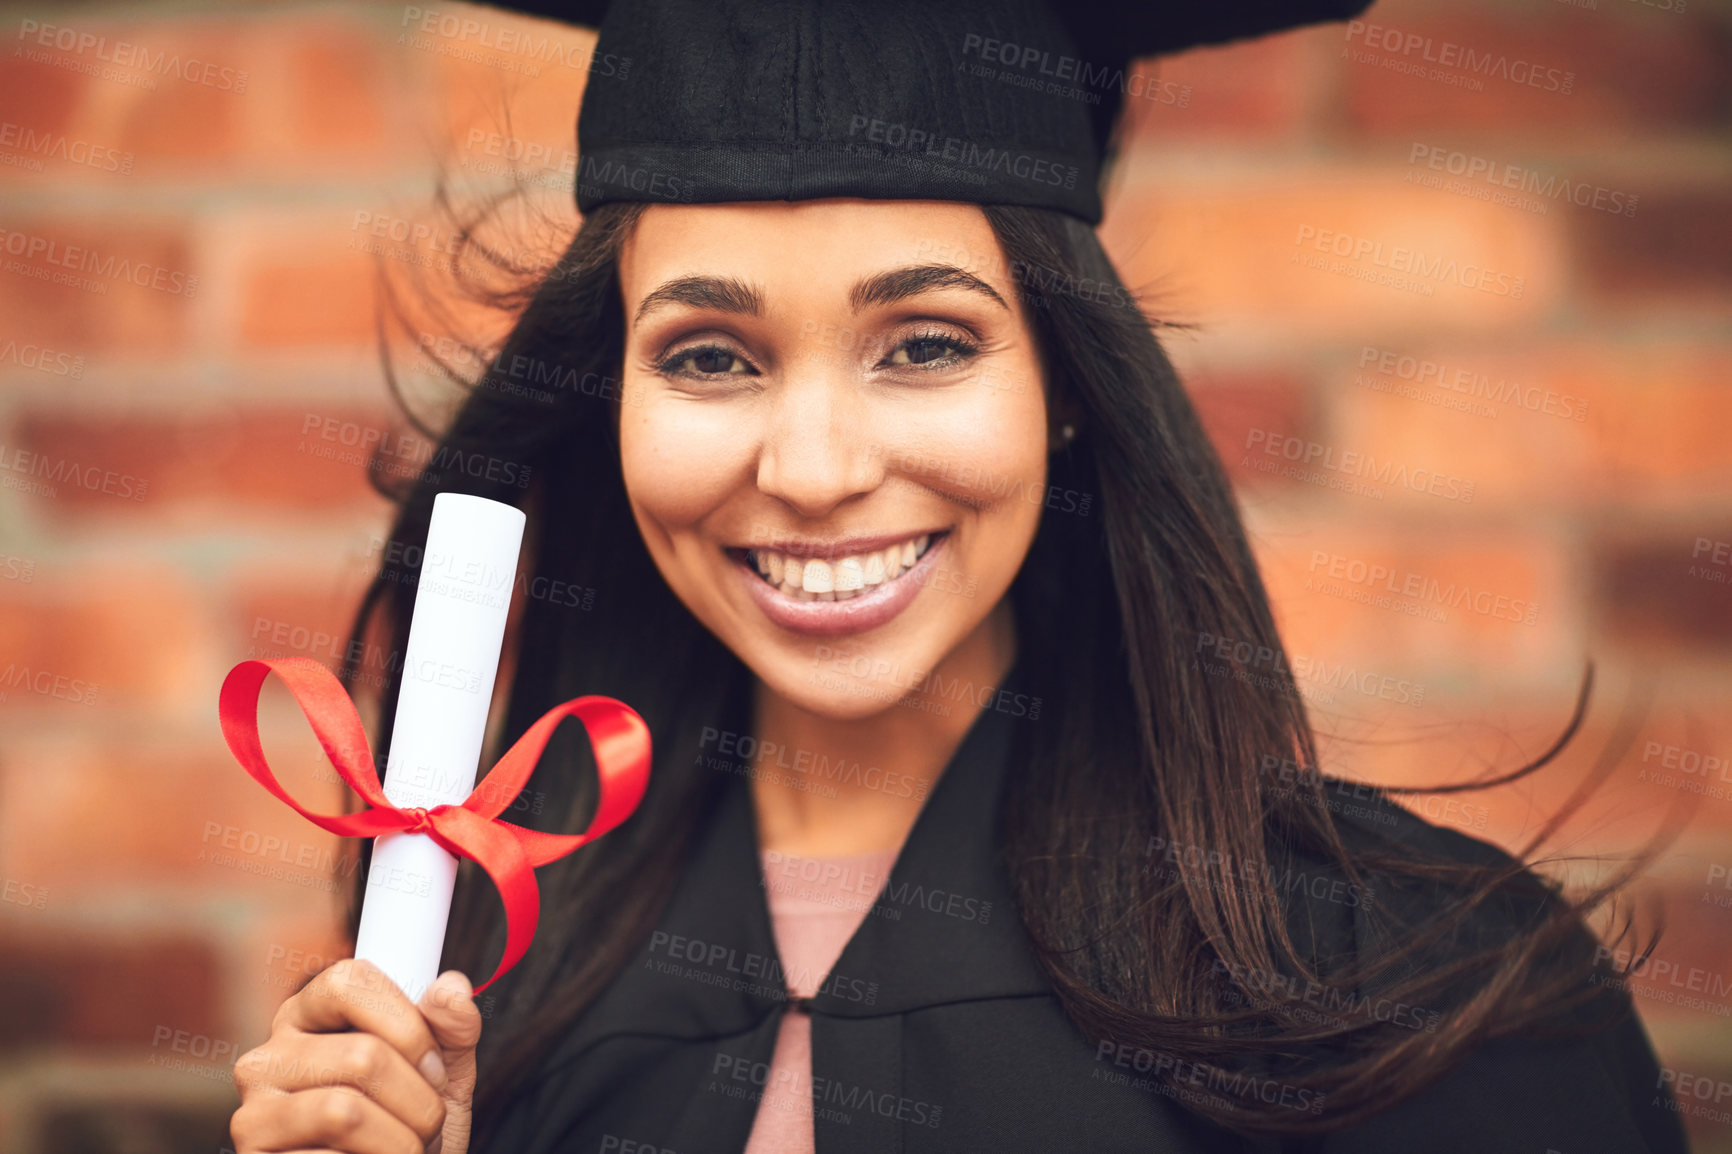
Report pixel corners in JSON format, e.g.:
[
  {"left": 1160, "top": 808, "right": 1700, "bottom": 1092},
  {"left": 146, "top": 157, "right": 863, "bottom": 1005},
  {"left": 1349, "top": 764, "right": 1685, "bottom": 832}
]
[
  {"left": 745, "top": 533, "right": 937, "bottom": 602},
  {"left": 801, "top": 559, "right": 835, "bottom": 594}
]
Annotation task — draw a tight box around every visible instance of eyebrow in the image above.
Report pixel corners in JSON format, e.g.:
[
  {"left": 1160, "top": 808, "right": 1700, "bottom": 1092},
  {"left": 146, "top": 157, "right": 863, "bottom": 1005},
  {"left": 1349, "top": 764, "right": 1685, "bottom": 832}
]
[{"left": 632, "top": 263, "right": 1008, "bottom": 327}]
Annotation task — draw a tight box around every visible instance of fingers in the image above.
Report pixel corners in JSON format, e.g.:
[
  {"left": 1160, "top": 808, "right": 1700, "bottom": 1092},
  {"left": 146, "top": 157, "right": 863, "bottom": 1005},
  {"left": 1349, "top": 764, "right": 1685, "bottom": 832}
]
[
  {"left": 233, "top": 1032, "right": 444, "bottom": 1142},
  {"left": 278, "top": 959, "right": 449, "bottom": 1094},
  {"left": 418, "top": 970, "right": 483, "bottom": 1056},
  {"left": 229, "top": 1086, "right": 426, "bottom": 1154}
]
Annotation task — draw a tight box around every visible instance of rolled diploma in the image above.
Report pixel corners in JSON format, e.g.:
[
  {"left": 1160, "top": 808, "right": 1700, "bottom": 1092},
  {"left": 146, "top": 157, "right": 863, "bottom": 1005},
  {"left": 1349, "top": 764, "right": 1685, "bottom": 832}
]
[{"left": 352, "top": 492, "right": 525, "bottom": 1003}]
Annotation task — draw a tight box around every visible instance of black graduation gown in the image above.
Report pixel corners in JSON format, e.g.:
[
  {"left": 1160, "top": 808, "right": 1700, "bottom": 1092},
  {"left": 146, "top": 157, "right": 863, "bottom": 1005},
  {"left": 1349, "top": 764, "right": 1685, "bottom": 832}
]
[{"left": 481, "top": 670, "right": 1691, "bottom": 1153}]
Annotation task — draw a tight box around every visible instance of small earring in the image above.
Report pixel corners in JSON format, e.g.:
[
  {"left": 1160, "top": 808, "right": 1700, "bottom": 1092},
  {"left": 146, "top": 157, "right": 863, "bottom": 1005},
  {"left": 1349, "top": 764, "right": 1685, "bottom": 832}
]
[{"left": 1060, "top": 424, "right": 1075, "bottom": 443}]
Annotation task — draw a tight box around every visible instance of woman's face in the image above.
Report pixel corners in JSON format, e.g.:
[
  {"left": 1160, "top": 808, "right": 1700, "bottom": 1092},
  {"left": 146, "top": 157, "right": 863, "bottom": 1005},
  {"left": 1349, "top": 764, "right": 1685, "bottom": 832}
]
[{"left": 617, "top": 199, "right": 1049, "bottom": 719}]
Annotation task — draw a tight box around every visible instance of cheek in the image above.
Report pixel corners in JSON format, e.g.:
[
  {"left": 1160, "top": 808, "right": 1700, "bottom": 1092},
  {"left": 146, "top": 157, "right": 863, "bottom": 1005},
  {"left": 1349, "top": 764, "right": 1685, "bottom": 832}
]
[
  {"left": 618, "top": 388, "right": 757, "bottom": 527},
  {"left": 888, "top": 375, "right": 1049, "bottom": 510}
]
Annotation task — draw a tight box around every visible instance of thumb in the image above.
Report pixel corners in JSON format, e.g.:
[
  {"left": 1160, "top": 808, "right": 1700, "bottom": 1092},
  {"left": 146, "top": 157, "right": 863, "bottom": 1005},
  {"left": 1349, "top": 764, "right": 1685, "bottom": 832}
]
[{"left": 418, "top": 970, "right": 482, "bottom": 1090}]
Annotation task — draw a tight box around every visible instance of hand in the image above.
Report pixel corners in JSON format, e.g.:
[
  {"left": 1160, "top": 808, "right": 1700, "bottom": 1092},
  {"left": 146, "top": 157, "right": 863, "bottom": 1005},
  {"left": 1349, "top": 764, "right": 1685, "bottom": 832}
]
[{"left": 231, "top": 959, "right": 483, "bottom": 1154}]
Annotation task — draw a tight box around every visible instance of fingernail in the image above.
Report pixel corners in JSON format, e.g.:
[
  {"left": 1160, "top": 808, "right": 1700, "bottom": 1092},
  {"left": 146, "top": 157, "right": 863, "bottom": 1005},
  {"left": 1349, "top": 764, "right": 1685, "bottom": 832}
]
[{"left": 419, "top": 1048, "right": 449, "bottom": 1090}]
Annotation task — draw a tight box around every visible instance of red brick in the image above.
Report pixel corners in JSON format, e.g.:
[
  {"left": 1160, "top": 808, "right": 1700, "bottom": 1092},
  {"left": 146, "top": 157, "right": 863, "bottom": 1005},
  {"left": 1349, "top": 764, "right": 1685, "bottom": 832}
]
[
  {"left": 0, "top": 736, "right": 352, "bottom": 892},
  {"left": 12, "top": 408, "right": 404, "bottom": 516},
  {"left": 1253, "top": 520, "right": 1573, "bottom": 679},
  {"left": 1123, "top": 35, "right": 1310, "bottom": 141},
  {"left": 1100, "top": 178, "right": 1566, "bottom": 340},
  {"left": 0, "top": 565, "right": 203, "bottom": 709},
  {"left": 284, "top": 22, "right": 393, "bottom": 163},
  {"left": 1326, "top": 343, "right": 1732, "bottom": 506},
  {"left": 0, "top": 54, "right": 88, "bottom": 186},
  {"left": 1572, "top": 186, "right": 1732, "bottom": 304},
  {"left": 1594, "top": 530, "right": 1732, "bottom": 653},
  {"left": 1336, "top": 12, "right": 1732, "bottom": 138},
  {"left": 0, "top": 933, "right": 224, "bottom": 1051},
  {"left": 1186, "top": 371, "right": 1315, "bottom": 486},
  {"left": 0, "top": 218, "right": 195, "bottom": 354}
]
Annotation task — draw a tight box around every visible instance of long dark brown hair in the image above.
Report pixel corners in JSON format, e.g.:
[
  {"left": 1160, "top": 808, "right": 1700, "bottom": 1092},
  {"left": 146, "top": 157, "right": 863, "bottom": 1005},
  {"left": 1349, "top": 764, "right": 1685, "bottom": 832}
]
[{"left": 340, "top": 194, "right": 1667, "bottom": 1145}]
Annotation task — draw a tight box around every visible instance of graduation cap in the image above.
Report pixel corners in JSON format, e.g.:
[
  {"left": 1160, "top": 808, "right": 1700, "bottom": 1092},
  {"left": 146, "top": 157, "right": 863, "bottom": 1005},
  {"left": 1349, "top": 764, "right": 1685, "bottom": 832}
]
[{"left": 487, "top": 0, "right": 1373, "bottom": 225}]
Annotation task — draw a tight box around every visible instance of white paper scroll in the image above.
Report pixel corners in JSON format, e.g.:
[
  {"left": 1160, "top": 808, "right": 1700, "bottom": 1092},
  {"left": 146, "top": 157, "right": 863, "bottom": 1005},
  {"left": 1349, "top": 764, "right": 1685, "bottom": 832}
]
[{"left": 352, "top": 492, "right": 525, "bottom": 1004}]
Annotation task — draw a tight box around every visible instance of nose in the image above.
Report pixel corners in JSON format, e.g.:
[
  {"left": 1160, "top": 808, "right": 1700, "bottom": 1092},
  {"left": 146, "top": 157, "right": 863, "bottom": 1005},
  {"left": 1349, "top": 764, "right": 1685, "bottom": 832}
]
[{"left": 755, "top": 373, "right": 883, "bottom": 518}]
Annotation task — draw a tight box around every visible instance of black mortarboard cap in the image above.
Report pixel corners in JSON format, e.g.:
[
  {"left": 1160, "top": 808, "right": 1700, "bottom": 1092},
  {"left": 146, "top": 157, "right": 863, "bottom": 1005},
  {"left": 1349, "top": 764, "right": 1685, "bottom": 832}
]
[{"left": 487, "top": 0, "right": 1374, "bottom": 225}]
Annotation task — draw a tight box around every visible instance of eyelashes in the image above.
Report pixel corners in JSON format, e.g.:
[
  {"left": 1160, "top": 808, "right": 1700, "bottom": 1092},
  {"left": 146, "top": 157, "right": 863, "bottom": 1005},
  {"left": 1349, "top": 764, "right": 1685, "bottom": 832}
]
[{"left": 652, "top": 328, "right": 981, "bottom": 381}]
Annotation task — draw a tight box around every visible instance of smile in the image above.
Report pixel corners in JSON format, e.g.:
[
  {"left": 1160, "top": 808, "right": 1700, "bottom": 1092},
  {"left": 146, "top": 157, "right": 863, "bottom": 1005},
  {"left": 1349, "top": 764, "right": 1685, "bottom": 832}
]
[
  {"left": 729, "top": 530, "right": 950, "bottom": 637},
  {"left": 747, "top": 532, "right": 936, "bottom": 601}
]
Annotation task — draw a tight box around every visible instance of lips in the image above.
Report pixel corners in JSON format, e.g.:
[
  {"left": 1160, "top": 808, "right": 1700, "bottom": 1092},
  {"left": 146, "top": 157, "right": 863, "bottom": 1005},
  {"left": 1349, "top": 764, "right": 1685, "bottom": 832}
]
[{"left": 731, "top": 530, "right": 949, "bottom": 637}]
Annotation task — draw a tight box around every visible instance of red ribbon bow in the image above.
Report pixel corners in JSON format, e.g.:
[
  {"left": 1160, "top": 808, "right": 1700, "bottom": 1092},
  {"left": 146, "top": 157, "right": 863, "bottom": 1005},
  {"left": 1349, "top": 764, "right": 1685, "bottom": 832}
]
[{"left": 218, "top": 656, "right": 650, "bottom": 994}]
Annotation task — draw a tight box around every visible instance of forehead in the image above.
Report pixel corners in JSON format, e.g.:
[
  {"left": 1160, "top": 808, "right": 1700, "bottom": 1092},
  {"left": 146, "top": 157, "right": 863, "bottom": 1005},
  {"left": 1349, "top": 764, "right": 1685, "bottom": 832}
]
[{"left": 618, "top": 199, "right": 1008, "bottom": 295}]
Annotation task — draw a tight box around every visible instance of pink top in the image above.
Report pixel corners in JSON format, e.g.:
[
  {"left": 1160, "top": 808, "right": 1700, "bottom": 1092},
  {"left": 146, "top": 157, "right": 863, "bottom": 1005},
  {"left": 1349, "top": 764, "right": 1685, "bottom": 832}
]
[{"left": 742, "top": 847, "right": 899, "bottom": 1154}]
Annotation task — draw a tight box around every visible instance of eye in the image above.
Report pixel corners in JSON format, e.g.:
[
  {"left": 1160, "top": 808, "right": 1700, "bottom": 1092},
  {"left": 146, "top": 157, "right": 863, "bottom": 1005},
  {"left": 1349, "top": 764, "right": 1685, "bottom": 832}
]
[
  {"left": 881, "top": 331, "right": 979, "bottom": 369},
  {"left": 656, "top": 344, "right": 756, "bottom": 378}
]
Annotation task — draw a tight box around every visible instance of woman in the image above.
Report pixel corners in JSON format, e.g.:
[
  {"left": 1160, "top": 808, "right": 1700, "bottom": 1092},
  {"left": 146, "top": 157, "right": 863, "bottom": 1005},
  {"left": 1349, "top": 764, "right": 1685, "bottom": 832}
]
[{"left": 229, "top": 1, "right": 1690, "bottom": 1151}]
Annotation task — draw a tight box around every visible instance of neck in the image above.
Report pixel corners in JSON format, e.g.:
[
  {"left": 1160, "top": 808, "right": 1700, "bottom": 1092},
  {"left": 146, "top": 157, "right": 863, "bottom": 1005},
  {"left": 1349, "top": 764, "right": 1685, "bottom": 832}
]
[{"left": 747, "top": 599, "right": 1017, "bottom": 858}]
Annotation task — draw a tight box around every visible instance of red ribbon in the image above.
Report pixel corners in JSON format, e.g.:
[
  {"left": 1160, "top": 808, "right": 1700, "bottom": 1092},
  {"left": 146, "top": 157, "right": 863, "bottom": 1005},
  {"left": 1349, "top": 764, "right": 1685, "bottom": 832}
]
[{"left": 218, "top": 655, "right": 650, "bottom": 994}]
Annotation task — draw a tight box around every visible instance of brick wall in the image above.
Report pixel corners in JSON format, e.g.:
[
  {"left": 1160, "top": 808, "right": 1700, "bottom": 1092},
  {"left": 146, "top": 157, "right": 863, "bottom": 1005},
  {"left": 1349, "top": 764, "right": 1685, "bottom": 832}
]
[{"left": 0, "top": 1, "right": 1726, "bottom": 1150}]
